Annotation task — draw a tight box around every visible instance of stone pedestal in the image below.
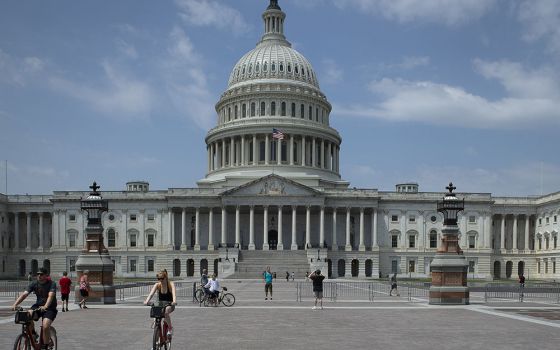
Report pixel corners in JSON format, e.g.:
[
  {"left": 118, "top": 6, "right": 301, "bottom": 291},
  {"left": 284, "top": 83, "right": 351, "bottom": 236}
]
[
  {"left": 75, "top": 252, "right": 116, "bottom": 304},
  {"left": 429, "top": 226, "right": 469, "bottom": 305}
]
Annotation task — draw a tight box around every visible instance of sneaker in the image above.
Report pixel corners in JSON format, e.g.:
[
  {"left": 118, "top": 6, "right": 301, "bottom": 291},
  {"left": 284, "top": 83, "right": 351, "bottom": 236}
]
[
  {"left": 82, "top": 305, "right": 88, "bottom": 309},
  {"left": 61, "top": 308, "right": 65, "bottom": 312},
  {"left": 265, "top": 297, "right": 268, "bottom": 300},
  {"left": 312, "top": 306, "right": 317, "bottom": 310}
]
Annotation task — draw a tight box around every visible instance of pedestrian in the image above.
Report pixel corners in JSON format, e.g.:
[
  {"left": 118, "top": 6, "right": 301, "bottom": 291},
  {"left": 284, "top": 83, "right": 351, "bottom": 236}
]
[
  {"left": 518, "top": 273, "right": 525, "bottom": 288},
  {"left": 291, "top": 271, "right": 295, "bottom": 281},
  {"left": 308, "top": 270, "right": 325, "bottom": 310},
  {"left": 264, "top": 266, "right": 273, "bottom": 300},
  {"left": 286, "top": 271, "right": 290, "bottom": 282},
  {"left": 58, "top": 271, "right": 72, "bottom": 312},
  {"left": 389, "top": 273, "right": 400, "bottom": 296},
  {"left": 27, "top": 272, "right": 33, "bottom": 282},
  {"left": 78, "top": 270, "right": 90, "bottom": 309}
]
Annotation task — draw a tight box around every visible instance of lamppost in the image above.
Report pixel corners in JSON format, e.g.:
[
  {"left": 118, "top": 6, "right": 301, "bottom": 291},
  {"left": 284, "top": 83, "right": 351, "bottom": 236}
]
[
  {"left": 225, "top": 248, "right": 229, "bottom": 261},
  {"left": 74, "top": 182, "right": 116, "bottom": 304},
  {"left": 317, "top": 248, "right": 321, "bottom": 261},
  {"left": 429, "top": 182, "right": 469, "bottom": 305}
]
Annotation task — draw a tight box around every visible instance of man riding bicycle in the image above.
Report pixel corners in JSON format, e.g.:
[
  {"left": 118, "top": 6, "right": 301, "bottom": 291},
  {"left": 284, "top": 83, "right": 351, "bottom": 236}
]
[
  {"left": 200, "top": 269, "right": 209, "bottom": 296},
  {"left": 12, "top": 267, "right": 57, "bottom": 350},
  {"left": 203, "top": 273, "right": 220, "bottom": 304}
]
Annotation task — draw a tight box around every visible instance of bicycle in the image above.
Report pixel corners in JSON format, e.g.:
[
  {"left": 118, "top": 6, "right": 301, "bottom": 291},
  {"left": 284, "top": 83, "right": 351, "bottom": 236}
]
[
  {"left": 13, "top": 307, "right": 57, "bottom": 350},
  {"left": 148, "top": 302, "right": 173, "bottom": 350},
  {"left": 202, "top": 287, "right": 235, "bottom": 307},
  {"left": 194, "top": 285, "right": 207, "bottom": 305}
]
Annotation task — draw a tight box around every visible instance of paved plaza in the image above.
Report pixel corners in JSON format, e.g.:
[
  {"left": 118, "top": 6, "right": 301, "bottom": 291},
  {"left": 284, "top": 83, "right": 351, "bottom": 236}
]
[{"left": 2, "top": 280, "right": 560, "bottom": 349}]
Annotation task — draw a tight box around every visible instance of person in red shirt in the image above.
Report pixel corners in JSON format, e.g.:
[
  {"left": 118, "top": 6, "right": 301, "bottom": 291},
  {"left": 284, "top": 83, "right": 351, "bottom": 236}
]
[{"left": 58, "top": 271, "right": 72, "bottom": 312}]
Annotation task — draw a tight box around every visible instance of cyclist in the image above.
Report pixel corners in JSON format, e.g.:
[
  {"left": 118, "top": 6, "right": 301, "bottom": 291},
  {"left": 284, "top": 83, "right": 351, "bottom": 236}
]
[
  {"left": 145, "top": 269, "right": 177, "bottom": 338},
  {"left": 203, "top": 273, "right": 220, "bottom": 305},
  {"left": 12, "top": 267, "right": 57, "bottom": 350},
  {"left": 200, "top": 269, "right": 209, "bottom": 296}
]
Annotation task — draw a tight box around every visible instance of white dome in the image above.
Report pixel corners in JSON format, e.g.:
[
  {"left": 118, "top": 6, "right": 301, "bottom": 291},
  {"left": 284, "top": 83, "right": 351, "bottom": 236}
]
[{"left": 228, "top": 43, "right": 320, "bottom": 89}]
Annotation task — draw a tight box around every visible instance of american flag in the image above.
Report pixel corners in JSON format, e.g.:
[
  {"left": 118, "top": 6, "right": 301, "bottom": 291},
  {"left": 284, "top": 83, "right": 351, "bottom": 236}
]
[{"left": 272, "top": 128, "right": 284, "bottom": 140}]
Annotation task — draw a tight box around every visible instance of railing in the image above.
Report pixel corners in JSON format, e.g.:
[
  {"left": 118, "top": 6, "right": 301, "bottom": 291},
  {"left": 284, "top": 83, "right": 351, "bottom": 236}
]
[
  {"left": 296, "top": 281, "right": 376, "bottom": 302},
  {"left": 483, "top": 283, "right": 560, "bottom": 303},
  {"left": 115, "top": 281, "right": 197, "bottom": 302},
  {"left": 402, "top": 281, "right": 431, "bottom": 301},
  {"left": 0, "top": 281, "right": 28, "bottom": 299}
]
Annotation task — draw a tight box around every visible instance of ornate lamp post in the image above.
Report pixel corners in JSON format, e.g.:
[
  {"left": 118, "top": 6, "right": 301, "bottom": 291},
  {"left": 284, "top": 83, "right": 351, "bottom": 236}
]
[
  {"left": 74, "top": 182, "right": 116, "bottom": 304},
  {"left": 429, "top": 183, "right": 469, "bottom": 305}
]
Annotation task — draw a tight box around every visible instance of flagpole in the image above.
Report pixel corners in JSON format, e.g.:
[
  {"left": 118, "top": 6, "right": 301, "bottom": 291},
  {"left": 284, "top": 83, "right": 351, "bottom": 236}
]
[{"left": 4, "top": 160, "right": 6, "bottom": 195}]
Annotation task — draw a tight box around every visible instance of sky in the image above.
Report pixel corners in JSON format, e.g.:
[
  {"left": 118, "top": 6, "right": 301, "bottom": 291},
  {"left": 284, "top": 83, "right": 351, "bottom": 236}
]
[{"left": 0, "top": 0, "right": 559, "bottom": 197}]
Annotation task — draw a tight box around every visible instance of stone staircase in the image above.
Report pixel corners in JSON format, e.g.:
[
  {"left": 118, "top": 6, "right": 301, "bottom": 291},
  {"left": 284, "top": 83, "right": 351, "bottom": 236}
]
[{"left": 227, "top": 250, "right": 310, "bottom": 279}]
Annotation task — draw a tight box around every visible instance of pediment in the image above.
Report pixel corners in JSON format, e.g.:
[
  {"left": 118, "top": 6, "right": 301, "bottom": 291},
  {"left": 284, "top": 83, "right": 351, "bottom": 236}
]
[{"left": 222, "top": 174, "right": 321, "bottom": 197}]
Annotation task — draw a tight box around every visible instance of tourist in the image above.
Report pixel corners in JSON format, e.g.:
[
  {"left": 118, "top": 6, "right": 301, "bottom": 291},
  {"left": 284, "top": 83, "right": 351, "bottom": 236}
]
[
  {"left": 286, "top": 271, "right": 290, "bottom": 282},
  {"left": 291, "top": 271, "right": 295, "bottom": 281},
  {"left": 78, "top": 270, "right": 90, "bottom": 309},
  {"left": 27, "top": 271, "right": 33, "bottom": 282},
  {"left": 264, "top": 266, "right": 273, "bottom": 300},
  {"left": 12, "top": 267, "right": 58, "bottom": 348},
  {"left": 145, "top": 269, "right": 177, "bottom": 337},
  {"left": 203, "top": 273, "right": 221, "bottom": 305},
  {"left": 58, "top": 271, "right": 72, "bottom": 312},
  {"left": 200, "top": 268, "right": 209, "bottom": 296},
  {"left": 308, "top": 270, "right": 325, "bottom": 310},
  {"left": 390, "top": 273, "right": 400, "bottom": 296}
]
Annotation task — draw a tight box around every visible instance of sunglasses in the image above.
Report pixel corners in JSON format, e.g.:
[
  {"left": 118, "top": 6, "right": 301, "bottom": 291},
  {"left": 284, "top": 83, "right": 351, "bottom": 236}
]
[
  {"left": 37, "top": 273, "right": 44, "bottom": 276},
  {"left": 157, "top": 277, "right": 164, "bottom": 280}
]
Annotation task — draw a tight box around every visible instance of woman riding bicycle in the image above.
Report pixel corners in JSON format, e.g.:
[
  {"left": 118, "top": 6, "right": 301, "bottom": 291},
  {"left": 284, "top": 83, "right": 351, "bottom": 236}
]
[{"left": 144, "top": 269, "right": 177, "bottom": 337}]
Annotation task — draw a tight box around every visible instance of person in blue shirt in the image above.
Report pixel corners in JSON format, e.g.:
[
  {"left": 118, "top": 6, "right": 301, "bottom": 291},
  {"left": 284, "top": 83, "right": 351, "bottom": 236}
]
[{"left": 263, "top": 266, "right": 273, "bottom": 300}]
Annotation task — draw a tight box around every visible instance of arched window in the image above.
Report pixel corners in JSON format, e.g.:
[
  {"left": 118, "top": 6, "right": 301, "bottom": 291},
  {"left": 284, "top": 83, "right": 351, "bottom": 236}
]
[
  {"left": 272, "top": 62, "right": 276, "bottom": 72},
  {"left": 287, "top": 63, "right": 292, "bottom": 73},
  {"left": 295, "top": 65, "right": 299, "bottom": 74},
  {"left": 279, "top": 63, "right": 284, "bottom": 72},
  {"left": 281, "top": 102, "right": 286, "bottom": 116},
  {"left": 260, "top": 102, "right": 266, "bottom": 116},
  {"left": 228, "top": 107, "right": 231, "bottom": 121},
  {"left": 291, "top": 103, "right": 296, "bottom": 117},
  {"left": 309, "top": 106, "right": 312, "bottom": 120},
  {"left": 248, "top": 64, "right": 252, "bottom": 73},
  {"left": 251, "top": 102, "right": 256, "bottom": 117},
  {"left": 234, "top": 105, "right": 238, "bottom": 119},
  {"left": 263, "top": 62, "right": 268, "bottom": 72},
  {"left": 242, "top": 65, "right": 245, "bottom": 74},
  {"left": 256, "top": 62, "right": 260, "bottom": 72},
  {"left": 271, "top": 102, "right": 276, "bottom": 116},
  {"left": 242, "top": 104, "right": 246, "bottom": 118}
]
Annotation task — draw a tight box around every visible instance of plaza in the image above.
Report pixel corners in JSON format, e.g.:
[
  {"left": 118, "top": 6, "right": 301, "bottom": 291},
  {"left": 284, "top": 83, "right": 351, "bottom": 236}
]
[{"left": 2, "top": 279, "right": 560, "bottom": 349}]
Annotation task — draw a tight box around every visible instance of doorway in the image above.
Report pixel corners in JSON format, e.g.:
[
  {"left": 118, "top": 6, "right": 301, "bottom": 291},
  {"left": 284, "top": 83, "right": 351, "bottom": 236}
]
[{"left": 268, "top": 230, "right": 278, "bottom": 250}]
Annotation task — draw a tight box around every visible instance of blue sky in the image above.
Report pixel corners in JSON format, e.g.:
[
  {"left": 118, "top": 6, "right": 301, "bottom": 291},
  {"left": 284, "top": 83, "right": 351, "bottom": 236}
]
[{"left": 0, "top": 0, "right": 559, "bottom": 196}]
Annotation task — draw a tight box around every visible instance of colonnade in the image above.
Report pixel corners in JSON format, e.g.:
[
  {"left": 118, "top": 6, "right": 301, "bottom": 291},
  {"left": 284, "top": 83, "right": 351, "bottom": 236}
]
[
  {"left": 493, "top": 214, "right": 536, "bottom": 251},
  {"left": 207, "top": 134, "right": 340, "bottom": 173},
  {"left": 3, "top": 212, "right": 52, "bottom": 250}
]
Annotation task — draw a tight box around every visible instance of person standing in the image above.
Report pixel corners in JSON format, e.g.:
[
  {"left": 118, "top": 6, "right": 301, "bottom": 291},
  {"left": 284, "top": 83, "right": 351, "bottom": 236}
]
[
  {"left": 264, "top": 266, "right": 273, "bottom": 300},
  {"left": 286, "top": 271, "right": 290, "bottom": 282},
  {"left": 203, "top": 273, "right": 221, "bottom": 306},
  {"left": 308, "top": 270, "right": 325, "bottom": 310},
  {"left": 58, "top": 271, "right": 72, "bottom": 312},
  {"left": 27, "top": 272, "right": 33, "bottom": 282},
  {"left": 389, "top": 273, "right": 400, "bottom": 296},
  {"left": 78, "top": 270, "right": 90, "bottom": 309},
  {"left": 291, "top": 271, "right": 295, "bottom": 281}
]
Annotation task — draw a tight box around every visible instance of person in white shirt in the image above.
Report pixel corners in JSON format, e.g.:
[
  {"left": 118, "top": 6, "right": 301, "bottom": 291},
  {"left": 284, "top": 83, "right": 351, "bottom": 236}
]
[{"left": 204, "top": 274, "right": 220, "bottom": 304}]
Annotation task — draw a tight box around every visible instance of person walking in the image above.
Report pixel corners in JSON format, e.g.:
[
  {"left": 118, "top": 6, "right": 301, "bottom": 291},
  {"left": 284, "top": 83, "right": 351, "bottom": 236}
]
[
  {"left": 291, "top": 271, "right": 295, "bottom": 281},
  {"left": 58, "top": 271, "right": 72, "bottom": 312},
  {"left": 286, "top": 271, "right": 290, "bottom": 282},
  {"left": 308, "top": 270, "right": 325, "bottom": 310},
  {"left": 27, "top": 272, "right": 33, "bottom": 283},
  {"left": 389, "top": 273, "right": 400, "bottom": 296},
  {"left": 264, "top": 266, "right": 273, "bottom": 300},
  {"left": 78, "top": 270, "right": 90, "bottom": 309}
]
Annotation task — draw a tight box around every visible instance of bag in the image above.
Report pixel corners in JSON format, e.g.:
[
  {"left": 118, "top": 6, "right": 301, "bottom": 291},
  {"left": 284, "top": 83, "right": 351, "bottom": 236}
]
[
  {"left": 150, "top": 305, "right": 165, "bottom": 318},
  {"left": 15, "top": 311, "right": 31, "bottom": 324}
]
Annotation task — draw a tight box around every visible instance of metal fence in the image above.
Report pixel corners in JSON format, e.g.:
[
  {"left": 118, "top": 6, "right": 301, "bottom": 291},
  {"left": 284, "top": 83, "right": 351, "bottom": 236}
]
[
  {"left": 0, "top": 281, "right": 28, "bottom": 299},
  {"left": 296, "top": 281, "right": 376, "bottom": 302},
  {"left": 115, "top": 281, "right": 197, "bottom": 302},
  {"left": 483, "top": 283, "right": 560, "bottom": 303}
]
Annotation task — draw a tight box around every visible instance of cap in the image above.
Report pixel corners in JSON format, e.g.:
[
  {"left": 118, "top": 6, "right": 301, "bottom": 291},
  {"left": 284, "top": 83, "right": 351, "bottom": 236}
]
[
  {"left": 315, "top": 269, "right": 321, "bottom": 275},
  {"left": 37, "top": 267, "right": 49, "bottom": 275}
]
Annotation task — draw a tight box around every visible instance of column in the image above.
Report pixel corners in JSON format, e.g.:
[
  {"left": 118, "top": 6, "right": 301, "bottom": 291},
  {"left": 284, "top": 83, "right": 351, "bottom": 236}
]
[
  {"left": 241, "top": 135, "right": 245, "bottom": 165},
  {"left": 194, "top": 207, "right": 200, "bottom": 250},
  {"left": 168, "top": 209, "right": 173, "bottom": 248},
  {"left": 289, "top": 136, "right": 294, "bottom": 165},
  {"left": 221, "top": 207, "right": 227, "bottom": 247},
  {"left": 418, "top": 212, "right": 425, "bottom": 249},
  {"left": 319, "top": 206, "right": 325, "bottom": 248},
  {"left": 207, "top": 145, "right": 211, "bottom": 173},
  {"left": 277, "top": 137, "right": 281, "bottom": 164},
  {"left": 249, "top": 206, "right": 255, "bottom": 250},
  {"left": 321, "top": 139, "right": 325, "bottom": 169},
  {"left": 359, "top": 208, "right": 365, "bottom": 251},
  {"left": 301, "top": 136, "right": 306, "bottom": 166},
  {"left": 485, "top": 213, "right": 492, "bottom": 248},
  {"left": 26, "top": 212, "right": 31, "bottom": 251},
  {"left": 400, "top": 211, "right": 406, "bottom": 248},
  {"left": 513, "top": 215, "right": 518, "bottom": 250},
  {"left": 372, "top": 209, "right": 378, "bottom": 248},
  {"left": 327, "top": 142, "right": 332, "bottom": 170},
  {"left": 253, "top": 134, "right": 258, "bottom": 165},
  {"left": 291, "top": 206, "right": 298, "bottom": 250},
  {"left": 38, "top": 212, "right": 44, "bottom": 250},
  {"left": 345, "top": 207, "right": 351, "bottom": 251},
  {"left": 14, "top": 212, "right": 20, "bottom": 250},
  {"left": 140, "top": 210, "right": 146, "bottom": 248},
  {"left": 210, "top": 143, "right": 214, "bottom": 171},
  {"left": 221, "top": 139, "right": 226, "bottom": 168},
  {"left": 51, "top": 211, "right": 58, "bottom": 248},
  {"left": 305, "top": 206, "right": 311, "bottom": 249},
  {"left": 500, "top": 215, "right": 506, "bottom": 250},
  {"left": 277, "top": 206, "right": 284, "bottom": 250},
  {"left": 332, "top": 208, "right": 338, "bottom": 250},
  {"left": 263, "top": 206, "right": 269, "bottom": 250},
  {"left": 235, "top": 206, "right": 240, "bottom": 248},
  {"left": 311, "top": 137, "right": 316, "bottom": 167},
  {"left": 208, "top": 208, "right": 214, "bottom": 250},
  {"left": 525, "top": 215, "right": 530, "bottom": 250},
  {"left": 230, "top": 137, "right": 235, "bottom": 166},
  {"left": 265, "top": 134, "right": 269, "bottom": 165},
  {"left": 181, "top": 208, "right": 187, "bottom": 249}
]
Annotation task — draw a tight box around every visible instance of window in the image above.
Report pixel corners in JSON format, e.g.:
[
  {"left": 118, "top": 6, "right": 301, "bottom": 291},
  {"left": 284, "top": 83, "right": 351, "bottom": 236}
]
[
  {"left": 108, "top": 229, "right": 116, "bottom": 247},
  {"left": 391, "top": 260, "right": 398, "bottom": 274},
  {"left": 147, "top": 259, "right": 155, "bottom": 272},
  {"left": 69, "top": 233, "right": 76, "bottom": 248},
  {"left": 391, "top": 235, "right": 398, "bottom": 248},
  {"left": 291, "top": 103, "right": 295, "bottom": 117},
  {"left": 130, "top": 233, "right": 137, "bottom": 247},
  {"left": 147, "top": 214, "right": 155, "bottom": 222},
  {"left": 409, "top": 235, "right": 415, "bottom": 248},
  {"left": 281, "top": 102, "right": 286, "bottom": 116},
  {"left": 554, "top": 215, "right": 557, "bottom": 223},
  {"left": 69, "top": 214, "right": 76, "bottom": 222},
  {"left": 259, "top": 141, "right": 266, "bottom": 161},
  {"left": 408, "top": 260, "right": 415, "bottom": 273},
  {"left": 251, "top": 102, "right": 256, "bottom": 117},
  {"left": 300, "top": 104, "right": 304, "bottom": 118},
  {"left": 408, "top": 216, "right": 415, "bottom": 223},
  {"left": 147, "top": 234, "right": 154, "bottom": 247},
  {"left": 468, "top": 235, "right": 476, "bottom": 249},
  {"left": 271, "top": 102, "right": 276, "bottom": 116},
  {"left": 69, "top": 259, "right": 76, "bottom": 272},
  {"left": 242, "top": 104, "right": 246, "bottom": 118},
  {"left": 546, "top": 217, "right": 550, "bottom": 224},
  {"left": 260, "top": 102, "right": 266, "bottom": 116},
  {"left": 108, "top": 214, "right": 115, "bottom": 221},
  {"left": 539, "top": 218, "right": 542, "bottom": 225},
  {"left": 429, "top": 232, "right": 437, "bottom": 248},
  {"left": 391, "top": 215, "right": 398, "bottom": 223},
  {"left": 234, "top": 105, "right": 238, "bottom": 119},
  {"left": 469, "top": 216, "right": 476, "bottom": 223},
  {"left": 130, "top": 214, "right": 137, "bottom": 222},
  {"left": 308, "top": 106, "right": 312, "bottom": 120},
  {"left": 546, "top": 237, "right": 550, "bottom": 250},
  {"left": 554, "top": 236, "right": 557, "bottom": 249},
  {"left": 431, "top": 216, "right": 437, "bottom": 223},
  {"left": 130, "top": 259, "right": 137, "bottom": 272},
  {"left": 538, "top": 238, "right": 542, "bottom": 250},
  {"left": 111, "top": 260, "right": 116, "bottom": 272},
  {"left": 468, "top": 261, "right": 475, "bottom": 273}
]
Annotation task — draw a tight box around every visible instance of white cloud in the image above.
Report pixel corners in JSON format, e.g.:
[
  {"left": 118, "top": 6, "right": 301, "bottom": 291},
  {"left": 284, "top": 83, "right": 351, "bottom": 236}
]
[
  {"left": 175, "top": 0, "right": 250, "bottom": 35},
  {"left": 334, "top": 0, "right": 496, "bottom": 25},
  {"left": 518, "top": 0, "right": 560, "bottom": 55},
  {"left": 336, "top": 59, "right": 560, "bottom": 129},
  {"left": 115, "top": 38, "right": 138, "bottom": 59},
  {"left": 49, "top": 61, "right": 154, "bottom": 119},
  {"left": 321, "top": 59, "right": 343, "bottom": 84},
  {"left": 397, "top": 56, "right": 430, "bottom": 70},
  {"left": 0, "top": 50, "right": 45, "bottom": 86}
]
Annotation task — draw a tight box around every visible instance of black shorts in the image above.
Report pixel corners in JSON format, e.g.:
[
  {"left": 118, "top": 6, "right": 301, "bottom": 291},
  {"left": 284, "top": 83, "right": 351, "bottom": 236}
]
[
  {"left": 61, "top": 293, "right": 69, "bottom": 301},
  {"left": 391, "top": 283, "right": 397, "bottom": 289},
  {"left": 80, "top": 289, "right": 89, "bottom": 297},
  {"left": 31, "top": 305, "right": 57, "bottom": 322}
]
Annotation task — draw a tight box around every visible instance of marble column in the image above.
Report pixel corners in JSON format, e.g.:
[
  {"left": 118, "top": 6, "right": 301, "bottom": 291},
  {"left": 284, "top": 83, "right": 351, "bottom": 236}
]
[
  {"left": 222, "top": 139, "right": 226, "bottom": 168},
  {"left": 14, "top": 212, "right": 20, "bottom": 250},
  {"left": 241, "top": 136, "right": 246, "bottom": 166},
  {"left": 221, "top": 207, "right": 227, "bottom": 247},
  {"left": 277, "top": 138, "right": 281, "bottom": 164},
  {"left": 345, "top": 207, "right": 351, "bottom": 251},
  {"left": 359, "top": 208, "right": 365, "bottom": 251},
  {"left": 485, "top": 213, "right": 492, "bottom": 248},
  {"left": 181, "top": 208, "right": 187, "bottom": 250},
  {"left": 235, "top": 206, "right": 240, "bottom": 248},
  {"left": 265, "top": 134, "right": 270, "bottom": 165},
  {"left": 253, "top": 134, "right": 258, "bottom": 165},
  {"left": 291, "top": 206, "right": 297, "bottom": 250},
  {"left": 263, "top": 206, "right": 269, "bottom": 250},
  {"left": 249, "top": 206, "right": 255, "bottom": 250},
  {"left": 289, "top": 136, "right": 294, "bottom": 165},
  {"left": 208, "top": 209, "right": 214, "bottom": 250},
  {"left": 400, "top": 211, "right": 406, "bottom": 249},
  {"left": 319, "top": 206, "right": 325, "bottom": 248},
  {"left": 301, "top": 136, "right": 306, "bottom": 166},
  {"left": 372, "top": 209, "right": 378, "bottom": 248},
  {"left": 525, "top": 216, "right": 530, "bottom": 250},
  {"left": 168, "top": 209, "right": 174, "bottom": 248},
  {"left": 321, "top": 139, "right": 325, "bottom": 168},
  {"left": 194, "top": 207, "right": 200, "bottom": 250},
  {"left": 500, "top": 215, "right": 506, "bottom": 250},
  {"left": 332, "top": 208, "right": 338, "bottom": 251},
  {"left": 311, "top": 137, "right": 316, "bottom": 167},
  {"left": 26, "top": 212, "right": 31, "bottom": 251},
  {"left": 277, "top": 206, "right": 284, "bottom": 250},
  {"left": 513, "top": 215, "right": 518, "bottom": 250},
  {"left": 38, "top": 213, "right": 44, "bottom": 250},
  {"left": 305, "top": 206, "right": 311, "bottom": 249}
]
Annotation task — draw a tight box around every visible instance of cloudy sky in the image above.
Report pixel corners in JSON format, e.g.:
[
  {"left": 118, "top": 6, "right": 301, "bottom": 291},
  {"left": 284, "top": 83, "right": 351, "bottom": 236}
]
[{"left": 0, "top": 0, "right": 559, "bottom": 196}]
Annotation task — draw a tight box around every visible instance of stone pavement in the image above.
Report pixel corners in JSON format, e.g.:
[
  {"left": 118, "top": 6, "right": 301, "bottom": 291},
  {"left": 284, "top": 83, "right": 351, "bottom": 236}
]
[{"left": 1, "top": 279, "right": 560, "bottom": 349}]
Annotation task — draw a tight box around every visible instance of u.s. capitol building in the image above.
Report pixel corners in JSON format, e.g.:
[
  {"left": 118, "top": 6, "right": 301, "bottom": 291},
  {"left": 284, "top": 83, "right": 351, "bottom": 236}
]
[{"left": 1, "top": 1, "right": 559, "bottom": 280}]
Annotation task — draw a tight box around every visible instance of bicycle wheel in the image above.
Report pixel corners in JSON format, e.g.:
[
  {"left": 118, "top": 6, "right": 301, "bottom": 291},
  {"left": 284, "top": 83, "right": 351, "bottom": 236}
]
[
  {"left": 195, "top": 289, "right": 205, "bottom": 303},
  {"left": 152, "top": 321, "right": 162, "bottom": 350},
  {"left": 13, "top": 334, "right": 31, "bottom": 350},
  {"left": 221, "top": 293, "right": 236, "bottom": 307},
  {"left": 49, "top": 327, "right": 58, "bottom": 350}
]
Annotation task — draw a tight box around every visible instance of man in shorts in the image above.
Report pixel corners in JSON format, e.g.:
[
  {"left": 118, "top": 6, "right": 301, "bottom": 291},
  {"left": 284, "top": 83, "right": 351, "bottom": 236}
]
[
  {"left": 12, "top": 267, "right": 57, "bottom": 349},
  {"left": 264, "top": 266, "right": 273, "bottom": 300},
  {"left": 58, "top": 271, "right": 72, "bottom": 312},
  {"left": 308, "top": 270, "right": 325, "bottom": 310},
  {"left": 390, "top": 273, "right": 400, "bottom": 296}
]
